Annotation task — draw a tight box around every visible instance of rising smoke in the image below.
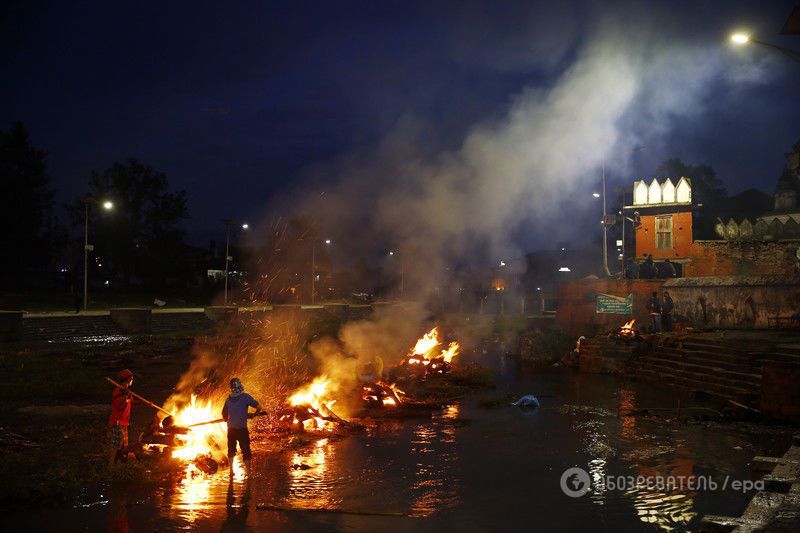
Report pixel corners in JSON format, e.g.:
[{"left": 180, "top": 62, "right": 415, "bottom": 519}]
[{"left": 264, "top": 1, "right": 772, "bottom": 297}]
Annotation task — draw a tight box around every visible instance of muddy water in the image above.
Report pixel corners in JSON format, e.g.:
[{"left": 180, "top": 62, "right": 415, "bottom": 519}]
[{"left": 8, "top": 352, "right": 791, "bottom": 532}]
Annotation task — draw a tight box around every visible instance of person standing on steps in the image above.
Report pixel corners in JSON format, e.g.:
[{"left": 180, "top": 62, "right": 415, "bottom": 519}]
[{"left": 648, "top": 291, "right": 662, "bottom": 333}]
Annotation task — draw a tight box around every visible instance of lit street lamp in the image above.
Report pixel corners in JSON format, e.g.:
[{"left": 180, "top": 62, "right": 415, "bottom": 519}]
[
  {"left": 389, "top": 250, "right": 405, "bottom": 299},
  {"left": 83, "top": 197, "right": 113, "bottom": 310},
  {"left": 311, "top": 238, "right": 332, "bottom": 304},
  {"left": 730, "top": 32, "right": 800, "bottom": 63}
]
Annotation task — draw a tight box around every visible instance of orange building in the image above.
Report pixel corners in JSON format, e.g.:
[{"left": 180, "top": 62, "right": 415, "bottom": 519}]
[{"left": 626, "top": 177, "right": 694, "bottom": 264}]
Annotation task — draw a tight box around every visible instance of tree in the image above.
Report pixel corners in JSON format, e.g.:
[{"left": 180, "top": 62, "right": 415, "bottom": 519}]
[
  {"left": 653, "top": 158, "right": 727, "bottom": 207},
  {"left": 68, "top": 159, "right": 190, "bottom": 288},
  {"left": 0, "top": 122, "right": 55, "bottom": 288}
]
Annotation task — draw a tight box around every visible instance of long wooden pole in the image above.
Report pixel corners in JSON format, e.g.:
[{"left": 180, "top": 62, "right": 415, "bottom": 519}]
[
  {"left": 105, "top": 377, "right": 173, "bottom": 417},
  {"left": 188, "top": 410, "right": 268, "bottom": 428}
]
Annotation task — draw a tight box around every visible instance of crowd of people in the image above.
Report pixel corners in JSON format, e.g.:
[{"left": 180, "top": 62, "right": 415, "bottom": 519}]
[{"left": 625, "top": 254, "right": 678, "bottom": 279}]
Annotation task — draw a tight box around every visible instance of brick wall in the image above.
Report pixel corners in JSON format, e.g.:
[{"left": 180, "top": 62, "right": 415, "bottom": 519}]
[
  {"left": 635, "top": 211, "right": 693, "bottom": 260},
  {"left": 556, "top": 278, "right": 665, "bottom": 336},
  {"left": 684, "top": 240, "right": 799, "bottom": 277}
]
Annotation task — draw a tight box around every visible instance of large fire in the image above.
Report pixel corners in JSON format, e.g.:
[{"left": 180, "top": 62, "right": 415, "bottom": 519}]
[
  {"left": 170, "top": 394, "right": 226, "bottom": 461},
  {"left": 284, "top": 376, "right": 338, "bottom": 431}
]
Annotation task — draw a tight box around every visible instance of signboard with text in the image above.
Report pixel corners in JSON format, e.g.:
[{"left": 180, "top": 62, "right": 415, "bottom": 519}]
[{"left": 596, "top": 293, "right": 632, "bottom": 314}]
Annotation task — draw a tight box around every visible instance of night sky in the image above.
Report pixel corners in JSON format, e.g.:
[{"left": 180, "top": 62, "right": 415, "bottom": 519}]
[{"left": 2, "top": 1, "right": 799, "bottom": 252}]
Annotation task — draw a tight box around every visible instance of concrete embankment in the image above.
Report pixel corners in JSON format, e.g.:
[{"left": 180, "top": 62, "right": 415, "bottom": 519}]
[
  {"left": 2, "top": 303, "right": 379, "bottom": 343},
  {"left": 564, "top": 331, "right": 800, "bottom": 422},
  {"left": 701, "top": 434, "right": 800, "bottom": 532}
]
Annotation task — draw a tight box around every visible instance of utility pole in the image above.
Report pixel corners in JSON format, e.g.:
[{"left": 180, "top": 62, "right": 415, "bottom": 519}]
[
  {"left": 83, "top": 202, "right": 89, "bottom": 311},
  {"left": 83, "top": 198, "right": 113, "bottom": 310},
  {"left": 311, "top": 242, "right": 316, "bottom": 304},
  {"left": 601, "top": 162, "right": 611, "bottom": 277},
  {"left": 221, "top": 219, "right": 235, "bottom": 305}
]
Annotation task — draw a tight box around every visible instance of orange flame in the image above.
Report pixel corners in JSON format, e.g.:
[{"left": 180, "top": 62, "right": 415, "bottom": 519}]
[
  {"left": 171, "top": 395, "right": 225, "bottom": 461},
  {"left": 408, "top": 327, "right": 460, "bottom": 364},
  {"left": 287, "top": 376, "right": 337, "bottom": 431}
]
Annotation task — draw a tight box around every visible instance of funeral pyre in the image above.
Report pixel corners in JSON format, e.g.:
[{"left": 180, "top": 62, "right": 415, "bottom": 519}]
[
  {"left": 609, "top": 319, "right": 641, "bottom": 342},
  {"left": 277, "top": 376, "right": 361, "bottom": 432},
  {"left": 361, "top": 381, "right": 406, "bottom": 407},
  {"left": 399, "top": 327, "right": 461, "bottom": 377},
  {"left": 137, "top": 394, "right": 238, "bottom": 476}
]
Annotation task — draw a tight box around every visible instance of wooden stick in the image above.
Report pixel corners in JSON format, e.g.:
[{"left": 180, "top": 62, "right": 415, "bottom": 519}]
[
  {"left": 105, "top": 377, "right": 173, "bottom": 417},
  {"left": 256, "top": 504, "right": 406, "bottom": 517},
  {"left": 728, "top": 399, "right": 760, "bottom": 413},
  {"left": 188, "top": 411, "right": 269, "bottom": 428}
]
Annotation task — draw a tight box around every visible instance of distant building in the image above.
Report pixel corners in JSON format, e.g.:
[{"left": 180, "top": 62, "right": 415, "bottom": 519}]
[
  {"left": 625, "top": 140, "right": 800, "bottom": 277},
  {"left": 628, "top": 177, "right": 693, "bottom": 264}
]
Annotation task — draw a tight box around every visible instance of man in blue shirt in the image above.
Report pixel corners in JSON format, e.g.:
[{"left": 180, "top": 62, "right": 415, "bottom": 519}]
[{"left": 221, "top": 377, "right": 261, "bottom": 475}]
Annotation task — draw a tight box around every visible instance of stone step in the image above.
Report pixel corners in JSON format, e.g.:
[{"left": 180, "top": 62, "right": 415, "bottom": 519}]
[
  {"left": 638, "top": 357, "right": 762, "bottom": 386},
  {"left": 635, "top": 367, "right": 756, "bottom": 401},
  {"left": 647, "top": 351, "right": 762, "bottom": 373},
  {"left": 639, "top": 360, "right": 761, "bottom": 390}
]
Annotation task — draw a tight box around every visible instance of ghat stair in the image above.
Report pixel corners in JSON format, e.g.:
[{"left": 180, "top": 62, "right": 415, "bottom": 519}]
[{"left": 627, "top": 334, "right": 800, "bottom": 406}]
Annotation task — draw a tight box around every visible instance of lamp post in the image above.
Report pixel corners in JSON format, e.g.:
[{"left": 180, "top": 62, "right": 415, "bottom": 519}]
[
  {"left": 222, "top": 220, "right": 249, "bottom": 305},
  {"left": 594, "top": 163, "right": 612, "bottom": 277},
  {"left": 389, "top": 250, "right": 404, "bottom": 299},
  {"left": 311, "top": 239, "right": 331, "bottom": 304},
  {"left": 730, "top": 33, "right": 800, "bottom": 63},
  {"left": 83, "top": 198, "right": 113, "bottom": 311}
]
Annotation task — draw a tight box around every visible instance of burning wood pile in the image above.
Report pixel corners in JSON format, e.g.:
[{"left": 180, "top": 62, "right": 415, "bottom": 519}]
[
  {"left": 277, "top": 376, "right": 356, "bottom": 432},
  {"left": 361, "top": 381, "right": 406, "bottom": 408},
  {"left": 609, "top": 319, "right": 642, "bottom": 342},
  {"left": 135, "top": 394, "right": 238, "bottom": 476},
  {"left": 399, "top": 327, "right": 460, "bottom": 378}
]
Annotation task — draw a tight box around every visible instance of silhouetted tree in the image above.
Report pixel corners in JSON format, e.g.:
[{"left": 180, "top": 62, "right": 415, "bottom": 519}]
[
  {"left": 0, "top": 122, "right": 55, "bottom": 288},
  {"left": 68, "top": 159, "right": 190, "bottom": 288},
  {"left": 653, "top": 158, "right": 727, "bottom": 207}
]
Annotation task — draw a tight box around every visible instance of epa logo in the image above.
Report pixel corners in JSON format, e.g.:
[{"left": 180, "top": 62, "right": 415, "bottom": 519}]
[{"left": 560, "top": 467, "right": 592, "bottom": 497}]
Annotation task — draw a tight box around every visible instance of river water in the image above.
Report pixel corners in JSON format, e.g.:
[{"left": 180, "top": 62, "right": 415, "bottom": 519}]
[{"left": 8, "top": 351, "right": 790, "bottom": 532}]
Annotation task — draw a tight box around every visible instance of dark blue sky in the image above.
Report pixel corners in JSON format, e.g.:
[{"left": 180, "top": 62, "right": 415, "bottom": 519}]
[{"left": 2, "top": 1, "right": 799, "bottom": 250}]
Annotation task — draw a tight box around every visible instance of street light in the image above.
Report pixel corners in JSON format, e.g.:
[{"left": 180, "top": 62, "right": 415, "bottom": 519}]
[
  {"left": 730, "top": 32, "right": 800, "bottom": 63},
  {"left": 388, "top": 250, "right": 404, "bottom": 299},
  {"left": 731, "top": 33, "right": 750, "bottom": 44},
  {"left": 222, "top": 219, "right": 248, "bottom": 305},
  {"left": 311, "top": 238, "right": 332, "bottom": 304},
  {"left": 83, "top": 198, "right": 113, "bottom": 311}
]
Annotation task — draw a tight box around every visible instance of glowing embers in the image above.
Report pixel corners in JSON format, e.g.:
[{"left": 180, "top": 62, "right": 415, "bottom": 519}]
[
  {"left": 401, "top": 327, "right": 461, "bottom": 378},
  {"left": 362, "top": 381, "right": 406, "bottom": 408}
]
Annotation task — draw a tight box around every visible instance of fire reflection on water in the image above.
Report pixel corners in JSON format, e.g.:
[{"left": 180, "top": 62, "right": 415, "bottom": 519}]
[
  {"left": 286, "top": 438, "right": 341, "bottom": 509},
  {"left": 410, "top": 404, "right": 461, "bottom": 517},
  {"left": 577, "top": 387, "right": 697, "bottom": 531},
  {"left": 172, "top": 455, "right": 245, "bottom": 522}
]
